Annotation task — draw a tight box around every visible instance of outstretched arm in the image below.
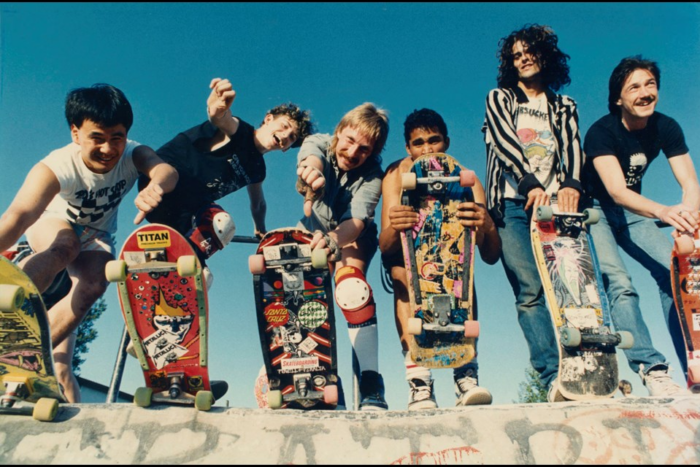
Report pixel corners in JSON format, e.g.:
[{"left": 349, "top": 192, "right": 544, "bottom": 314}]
[
  {"left": 247, "top": 182, "right": 267, "bottom": 238},
  {"left": 593, "top": 154, "right": 699, "bottom": 231},
  {"left": 132, "top": 145, "right": 179, "bottom": 224},
  {"left": 0, "top": 163, "right": 60, "bottom": 252}
]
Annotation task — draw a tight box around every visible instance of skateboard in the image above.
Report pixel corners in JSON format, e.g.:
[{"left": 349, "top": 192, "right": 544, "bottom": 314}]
[
  {"left": 671, "top": 225, "right": 700, "bottom": 393},
  {"left": 400, "top": 153, "right": 479, "bottom": 368},
  {"left": 105, "top": 223, "right": 215, "bottom": 410},
  {"left": 249, "top": 227, "right": 339, "bottom": 409},
  {"left": 531, "top": 203, "right": 633, "bottom": 400},
  {"left": 0, "top": 256, "right": 66, "bottom": 421}
]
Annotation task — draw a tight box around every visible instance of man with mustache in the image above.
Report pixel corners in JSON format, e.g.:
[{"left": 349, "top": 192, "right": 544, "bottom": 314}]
[
  {"left": 583, "top": 56, "right": 700, "bottom": 395},
  {"left": 141, "top": 78, "right": 314, "bottom": 287},
  {"left": 296, "top": 103, "right": 389, "bottom": 410}
]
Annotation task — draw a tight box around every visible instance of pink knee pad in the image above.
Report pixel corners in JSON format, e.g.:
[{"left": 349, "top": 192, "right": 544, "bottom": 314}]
[
  {"left": 187, "top": 204, "right": 236, "bottom": 259},
  {"left": 334, "top": 265, "right": 376, "bottom": 325}
]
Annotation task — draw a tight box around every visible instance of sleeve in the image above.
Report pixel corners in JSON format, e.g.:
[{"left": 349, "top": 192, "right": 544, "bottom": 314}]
[
  {"left": 339, "top": 169, "right": 382, "bottom": 226},
  {"left": 558, "top": 96, "right": 584, "bottom": 193},
  {"left": 583, "top": 120, "right": 617, "bottom": 159},
  {"left": 661, "top": 116, "right": 690, "bottom": 158},
  {"left": 297, "top": 134, "right": 330, "bottom": 174},
  {"left": 40, "top": 145, "right": 74, "bottom": 193}
]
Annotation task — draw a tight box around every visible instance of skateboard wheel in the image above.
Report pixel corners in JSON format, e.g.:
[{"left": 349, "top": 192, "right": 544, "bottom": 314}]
[
  {"left": 407, "top": 317, "right": 423, "bottom": 335},
  {"left": 464, "top": 320, "right": 480, "bottom": 338},
  {"left": 560, "top": 328, "right": 582, "bottom": 347},
  {"left": 267, "top": 390, "right": 283, "bottom": 409},
  {"left": 688, "top": 363, "right": 700, "bottom": 384},
  {"left": 583, "top": 208, "right": 600, "bottom": 225},
  {"left": 323, "top": 385, "right": 338, "bottom": 405},
  {"left": 311, "top": 249, "right": 328, "bottom": 269},
  {"left": 248, "top": 254, "right": 266, "bottom": 274},
  {"left": 675, "top": 234, "right": 695, "bottom": 255},
  {"left": 616, "top": 331, "right": 634, "bottom": 349},
  {"left": 195, "top": 390, "right": 214, "bottom": 411},
  {"left": 0, "top": 284, "right": 24, "bottom": 313},
  {"left": 105, "top": 260, "right": 127, "bottom": 282},
  {"left": 32, "top": 398, "right": 58, "bottom": 422},
  {"left": 401, "top": 173, "right": 417, "bottom": 190},
  {"left": 177, "top": 255, "right": 197, "bottom": 277},
  {"left": 459, "top": 169, "right": 476, "bottom": 188},
  {"left": 535, "top": 205, "right": 554, "bottom": 222},
  {"left": 134, "top": 387, "right": 153, "bottom": 408}
]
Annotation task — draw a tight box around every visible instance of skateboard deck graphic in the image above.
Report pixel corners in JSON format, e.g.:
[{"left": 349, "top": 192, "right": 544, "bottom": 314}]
[
  {"left": 250, "top": 228, "right": 339, "bottom": 409},
  {"left": 106, "top": 223, "right": 215, "bottom": 410},
  {"left": 671, "top": 226, "right": 700, "bottom": 392},
  {"left": 400, "top": 153, "right": 479, "bottom": 368},
  {"left": 0, "top": 256, "right": 65, "bottom": 421},
  {"left": 532, "top": 204, "right": 632, "bottom": 400}
]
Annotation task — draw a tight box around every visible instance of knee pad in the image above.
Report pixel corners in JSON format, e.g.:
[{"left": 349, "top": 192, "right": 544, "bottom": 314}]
[
  {"left": 334, "top": 266, "right": 376, "bottom": 325},
  {"left": 187, "top": 204, "right": 236, "bottom": 259}
]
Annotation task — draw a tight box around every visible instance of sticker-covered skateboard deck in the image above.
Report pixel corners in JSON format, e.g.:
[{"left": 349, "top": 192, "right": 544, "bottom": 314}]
[
  {"left": 400, "top": 153, "right": 479, "bottom": 368},
  {"left": 249, "top": 228, "right": 339, "bottom": 409},
  {"left": 106, "top": 223, "right": 215, "bottom": 410},
  {"left": 532, "top": 204, "right": 632, "bottom": 400}
]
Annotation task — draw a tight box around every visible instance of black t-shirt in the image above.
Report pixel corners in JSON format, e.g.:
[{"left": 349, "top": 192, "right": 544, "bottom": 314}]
[
  {"left": 142, "top": 119, "right": 264, "bottom": 234},
  {"left": 583, "top": 112, "right": 688, "bottom": 205}
]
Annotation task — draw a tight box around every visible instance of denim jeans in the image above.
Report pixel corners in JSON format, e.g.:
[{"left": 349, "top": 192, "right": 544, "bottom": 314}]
[
  {"left": 587, "top": 201, "right": 685, "bottom": 375},
  {"left": 496, "top": 200, "right": 559, "bottom": 388}
]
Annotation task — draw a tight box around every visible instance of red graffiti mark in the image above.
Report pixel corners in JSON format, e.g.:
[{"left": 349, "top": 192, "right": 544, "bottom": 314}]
[
  {"left": 621, "top": 410, "right": 700, "bottom": 420},
  {"left": 391, "top": 446, "right": 482, "bottom": 465}
]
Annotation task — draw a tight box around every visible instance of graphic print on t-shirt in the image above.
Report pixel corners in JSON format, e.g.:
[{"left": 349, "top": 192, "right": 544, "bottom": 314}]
[
  {"left": 625, "top": 152, "right": 648, "bottom": 187},
  {"left": 67, "top": 178, "right": 129, "bottom": 225},
  {"left": 517, "top": 97, "right": 556, "bottom": 187}
]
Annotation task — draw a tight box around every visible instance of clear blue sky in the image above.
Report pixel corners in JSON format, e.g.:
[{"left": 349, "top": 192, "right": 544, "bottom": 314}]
[{"left": 1, "top": 3, "right": 698, "bottom": 408}]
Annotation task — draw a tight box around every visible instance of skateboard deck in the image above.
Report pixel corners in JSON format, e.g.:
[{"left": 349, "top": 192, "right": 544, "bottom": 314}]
[
  {"left": 531, "top": 204, "right": 632, "bottom": 400},
  {"left": 0, "top": 256, "right": 65, "bottom": 421},
  {"left": 671, "top": 226, "right": 700, "bottom": 393},
  {"left": 249, "top": 227, "right": 339, "bottom": 409},
  {"left": 106, "top": 223, "right": 215, "bottom": 410},
  {"left": 400, "top": 153, "right": 479, "bottom": 368}
]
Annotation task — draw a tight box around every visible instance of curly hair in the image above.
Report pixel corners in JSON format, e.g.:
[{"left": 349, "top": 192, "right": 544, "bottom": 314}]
[
  {"left": 264, "top": 103, "right": 315, "bottom": 148},
  {"left": 607, "top": 56, "right": 660, "bottom": 115},
  {"left": 496, "top": 24, "right": 571, "bottom": 92}
]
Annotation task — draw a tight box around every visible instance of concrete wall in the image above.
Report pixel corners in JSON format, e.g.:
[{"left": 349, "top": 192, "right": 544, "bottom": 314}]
[{"left": 1, "top": 396, "right": 699, "bottom": 464}]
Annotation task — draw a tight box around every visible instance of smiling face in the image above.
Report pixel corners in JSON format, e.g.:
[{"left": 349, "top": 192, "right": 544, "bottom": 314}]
[
  {"left": 255, "top": 114, "right": 300, "bottom": 153},
  {"left": 333, "top": 126, "right": 375, "bottom": 172},
  {"left": 617, "top": 68, "right": 658, "bottom": 128},
  {"left": 512, "top": 40, "right": 541, "bottom": 83},
  {"left": 405, "top": 127, "right": 449, "bottom": 160},
  {"left": 70, "top": 119, "right": 128, "bottom": 174}
]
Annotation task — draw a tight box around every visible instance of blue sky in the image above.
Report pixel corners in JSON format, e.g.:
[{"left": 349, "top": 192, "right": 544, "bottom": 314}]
[{"left": 1, "top": 3, "right": 698, "bottom": 408}]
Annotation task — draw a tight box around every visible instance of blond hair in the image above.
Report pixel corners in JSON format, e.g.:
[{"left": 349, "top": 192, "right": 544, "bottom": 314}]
[{"left": 331, "top": 103, "right": 389, "bottom": 159}]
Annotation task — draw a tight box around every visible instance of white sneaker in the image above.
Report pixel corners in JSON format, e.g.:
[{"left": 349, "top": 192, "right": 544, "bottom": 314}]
[
  {"left": 547, "top": 379, "right": 566, "bottom": 403},
  {"left": 408, "top": 378, "right": 438, "bottom": 411},
  {"left": 454, "top": 372, "right": 492, "bottom": 406},
  {"left": 640, "top": 365, "right": 688, "bottom": 396}
]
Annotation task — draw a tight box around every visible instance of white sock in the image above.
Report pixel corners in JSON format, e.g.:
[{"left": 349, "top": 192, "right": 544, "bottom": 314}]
[
  {"left": 404, "top": 351, "right": 431, "bottom": 382},
  {"left": 348, "top": 323, "right": 379, "bottom": 373}
]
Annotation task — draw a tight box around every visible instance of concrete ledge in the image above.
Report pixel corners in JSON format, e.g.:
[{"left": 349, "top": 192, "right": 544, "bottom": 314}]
[{"left": 1, "top": 396, "right": 699, "bottom": 464}]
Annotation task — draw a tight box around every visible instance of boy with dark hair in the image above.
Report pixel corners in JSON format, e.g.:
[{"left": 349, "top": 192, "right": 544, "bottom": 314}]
[
  {"left": 0, "top": 83, "right": 178, "bottom": 402},
  {"left": 379, "top": 108, "right": 500, "bottom": 409},
  {"left": 583, "top": 55, "right": 700, "bottom": 395},
  {"left": 141, "top": 78, "right": 314, "bottom": 287},
  {"left": 483, "top": 24, "right": 585, "bottom": 402}
]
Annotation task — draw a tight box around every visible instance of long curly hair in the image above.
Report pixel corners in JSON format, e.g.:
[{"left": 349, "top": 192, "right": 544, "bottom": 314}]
[{"left": 496, "top": 24, "right": 571, "bottom": 92}]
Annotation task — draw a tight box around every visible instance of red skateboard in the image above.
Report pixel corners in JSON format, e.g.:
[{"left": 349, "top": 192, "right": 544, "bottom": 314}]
[
  {"left": 249, "top": 228, "right": 339, "bottom": 409},
  {"left": 671, "top": 227, "right": 700, "bottom": 392},
  {"left": 106, "top": 224, "right": 215, "bottom": 410}
]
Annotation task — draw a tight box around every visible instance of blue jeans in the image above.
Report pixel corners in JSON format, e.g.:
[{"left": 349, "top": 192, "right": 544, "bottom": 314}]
[
  {"left": 496, "top": 200, "right": 559, "bottom": 387},
  {"left": 587, "top": 201, "right": 685, "bottom": 375}
]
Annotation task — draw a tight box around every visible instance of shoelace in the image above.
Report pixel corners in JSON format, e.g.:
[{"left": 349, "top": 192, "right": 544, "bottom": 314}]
[
  {"left": 646, "top": 371, "right": 683, "bottom": 394},
  {"left": 456, "top": 377, "right": 477, "bottom": 394},
  {"left": 411, "top": 382, "right": 433, "bottom": 402}
]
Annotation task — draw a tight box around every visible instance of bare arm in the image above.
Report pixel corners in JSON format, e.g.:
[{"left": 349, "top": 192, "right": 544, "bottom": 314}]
[
  {"left": 0, "top": 163, "right": 60, "bottom": 252},
  {"left": 593, "top": 154, "right": 699, "bottom": 231},
  {"left": 379, "top": 158, "right": 418, "bottom": 257},
  {"left": 247, "top": 182, "right": 267, "bottom": 238},
  {"left": 207, "top": 78, "right": 240, "bottom": 137},
  {"left": 458, "top": 177, "right": 501, "bottom": 264},
  {"left": 132, "top": 145, "right": 179, "bottom": 224}
]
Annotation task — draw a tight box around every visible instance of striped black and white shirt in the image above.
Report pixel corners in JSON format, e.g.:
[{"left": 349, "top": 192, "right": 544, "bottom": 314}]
[{"left": 482, "top": 86, "right": 584, "bottom": 220}]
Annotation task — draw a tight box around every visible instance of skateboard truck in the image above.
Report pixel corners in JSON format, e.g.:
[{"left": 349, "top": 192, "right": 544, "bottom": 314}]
[
  {"left": 167, "top": 372, "right": 185, "bottom": 399},
  {"left": 424, "top": 295, "right": 464, "bottom": 333},
  {"left": 285, "top": 373, "right": 323, "bottom": 403},
  {"left": 560, "top": 326, "right": 634, "bottom": 349}
]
